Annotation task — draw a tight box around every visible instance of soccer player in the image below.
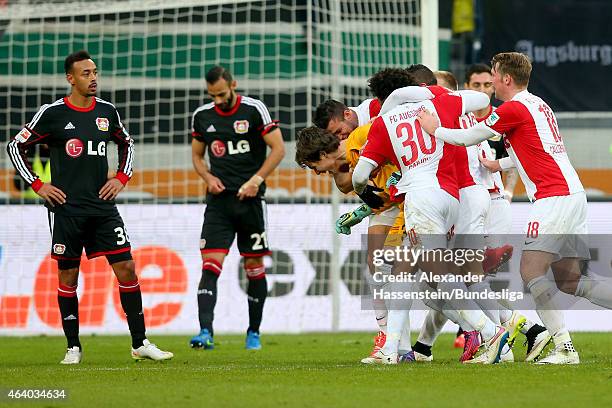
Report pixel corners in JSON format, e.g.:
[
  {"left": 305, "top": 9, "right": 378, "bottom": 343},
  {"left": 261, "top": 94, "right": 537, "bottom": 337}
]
[
  {"left": 418, "top": 52, "right": 612, "bottom": 364},
  {"left": 314, "top": 98, "right": 381, "bottom": 140},
  {"left": 190, "top": 66, "right": 285, "bottom": 350},
  {"left": 295, "top": 121, "right": 415, "bottom": 361},
  {"left": 353, "top": 68, "right": 509, "bottom": 364},
  {"left": 388, "top": 68, "right": 548, "bottom": 363},
  {"left": 312, "top": 96, "right": 401, "bottom": 360},
  {"left": 6, "top": 50, "right": 173, "bottom": 364},
  {"left": 463, "top": 63, "right": 519, "bottom": 204}
]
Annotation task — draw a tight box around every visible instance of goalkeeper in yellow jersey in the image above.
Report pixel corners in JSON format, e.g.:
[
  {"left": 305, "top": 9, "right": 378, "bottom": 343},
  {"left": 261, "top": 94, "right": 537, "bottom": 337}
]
[{"left": 295, "top": 124, "right": 411, "bottom": 363}]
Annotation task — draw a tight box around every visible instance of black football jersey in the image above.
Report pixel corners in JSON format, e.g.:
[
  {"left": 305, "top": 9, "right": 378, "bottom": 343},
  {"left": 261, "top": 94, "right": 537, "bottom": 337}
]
[
  {"left": 191, "top": 95, "right": 278, "bottom": 195},
  {"left": 7, "top": 97, "right": 134, "bottom": 215}
]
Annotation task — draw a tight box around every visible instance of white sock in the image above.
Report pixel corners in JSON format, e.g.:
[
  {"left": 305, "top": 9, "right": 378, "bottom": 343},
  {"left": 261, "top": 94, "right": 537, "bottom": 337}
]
[
  {"left": 575, "top": 275, "right": 612, "bottom": 309},
  {"left": 527, "top": 275, "right": 568, "bottom": 346},
  {"left": 417, "top": 309, "right": 448, "bottom": 346},
  {"left": 382, "top": 309, "right": 410, "bottom": 355},
  {"left": 382, "top": 281, "right": 413, "bottom": 355},
  {"left": 372, "top": 302, "right": 387, "bottom": 333},
  {"left": 369, "top": 264, "right": 391, "bottom": 333},
  {"left": 438, "top": 280, "right": 497, "bottom": 340},
  {"left": 468, "top": 281, "right": 501, "bottom": 325},
  {"left": 398, "top": 314, "right": 412, "bottom": 354}
]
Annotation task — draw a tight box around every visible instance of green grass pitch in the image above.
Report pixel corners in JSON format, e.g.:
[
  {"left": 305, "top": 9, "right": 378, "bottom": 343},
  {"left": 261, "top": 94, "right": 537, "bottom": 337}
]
[{"left": 1, "top": 332, "right": 611, "bottom": 407}]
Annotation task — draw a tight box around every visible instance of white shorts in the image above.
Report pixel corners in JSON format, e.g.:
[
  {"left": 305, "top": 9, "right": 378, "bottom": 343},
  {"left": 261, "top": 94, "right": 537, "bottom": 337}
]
[
  {"left": 523, "top": 192, "right": 589, "bottom": 260},
  {"left": 455, "top": 185, "right": 490, "bottom": 249},
  {"left": 368, "top": 205, "right": 400, "bottom": 228},
  {"left": 485, "top": 195, "right": 512, "bottom": 248},
  {"left": 403, "top": 188, "right": 459, "bottom": 249},
  {"left": 486, "top": 196, "right": 512, "bottom": 235}
]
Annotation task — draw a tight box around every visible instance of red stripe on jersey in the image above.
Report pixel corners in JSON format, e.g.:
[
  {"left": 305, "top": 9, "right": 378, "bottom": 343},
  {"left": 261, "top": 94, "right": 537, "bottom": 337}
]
[
  {"left": 214, "top": 95, "right": 242, "bottom": 116},
  {"left": 431, "top": 95, "right": 461, "bottom": 199},
  {"left": 369, "top": 98, "right": 381, "bottom": 118},
  {"left": 437, "top": 144, "right": 460, "bottom": 200},
  {"left": 64, "top": 97, "right": 96, "bottom": 112}
]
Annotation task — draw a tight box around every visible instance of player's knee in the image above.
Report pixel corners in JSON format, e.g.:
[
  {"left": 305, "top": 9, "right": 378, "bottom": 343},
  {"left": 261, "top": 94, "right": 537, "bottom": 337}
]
[
  {"left": 58, "top": 266, "right": 79, "bottom": 286},
  {"left": 112, "top": 260, "right": 137, "bottom": 282},
  {"left": 244, "top": 258, "right": 265, "bottom": 280}
]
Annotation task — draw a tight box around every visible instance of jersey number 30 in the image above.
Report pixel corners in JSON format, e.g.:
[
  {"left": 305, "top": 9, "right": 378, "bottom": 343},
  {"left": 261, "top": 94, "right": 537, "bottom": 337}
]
[{"left": 396, "top": 122, "right": 436, "bottom": 166}]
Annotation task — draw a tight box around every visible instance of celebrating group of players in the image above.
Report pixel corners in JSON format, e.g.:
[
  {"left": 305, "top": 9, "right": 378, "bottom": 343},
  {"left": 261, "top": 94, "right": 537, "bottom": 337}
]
[
  {"left": 295, "top": 52, "right": 612, "bottom": 365},
  {"left": 8, "top": 49, "right": 612, "bottom": 366}
]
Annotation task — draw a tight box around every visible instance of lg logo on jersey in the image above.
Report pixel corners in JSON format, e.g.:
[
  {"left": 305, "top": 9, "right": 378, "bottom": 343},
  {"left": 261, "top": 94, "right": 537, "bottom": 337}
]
[
  {"left": 65, "top": 138, "right": 106, "bottom": 158},
  {"left": 210, "top": 140, "right": 250, "bottom": 157}
]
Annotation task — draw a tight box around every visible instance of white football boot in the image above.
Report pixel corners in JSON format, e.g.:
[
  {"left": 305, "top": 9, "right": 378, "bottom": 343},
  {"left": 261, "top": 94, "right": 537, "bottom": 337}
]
[
  {"left": 500, "top": 344, "right": 515, "bottom": 363},
  {"left": 535, "top": 343, "right": 579, "bottom": 365},
  {"left": 414, "top": 351, "right": 433, "bottom": 362},
  {"left": 131, "top": 339, "right": 174, "bottom": 361},
  {"left": 60, "top": 346, "right": 82, "bottom": 365}
]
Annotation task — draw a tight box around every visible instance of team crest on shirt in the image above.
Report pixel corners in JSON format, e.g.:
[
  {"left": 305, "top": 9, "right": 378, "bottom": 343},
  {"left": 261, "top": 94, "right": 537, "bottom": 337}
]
[
  {"left": 53, "top": 244, "right": 66, "bottom": 255},
  {"left": 485, "top": 112, "right": 500, "bottom": 127},
  {"left": 96, "top": 117, "right": 109, "bottom": 131},
  {"left": 233, "top": 120, "right": 249, "bottom": 134},
  {"left": 16, "top": 128, "right": 31, "bottom": 143}
]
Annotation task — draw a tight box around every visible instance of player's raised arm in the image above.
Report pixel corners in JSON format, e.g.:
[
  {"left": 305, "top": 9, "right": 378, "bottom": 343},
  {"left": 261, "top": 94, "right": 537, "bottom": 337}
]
[
  {"left": 380, "top": 85, "right": 435, "bottom": 115},
  {"left": 6, "top": 107, "right": 66, "bottom": 206}
]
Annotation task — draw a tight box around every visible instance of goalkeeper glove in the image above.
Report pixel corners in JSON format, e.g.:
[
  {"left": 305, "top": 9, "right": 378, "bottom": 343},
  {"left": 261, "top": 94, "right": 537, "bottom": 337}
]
[
  {"left": 357, "top": 185, "right": 385, "bottom": 209},
  {"left": 335, "top": 204, "right": 372, "bottom": 235}
]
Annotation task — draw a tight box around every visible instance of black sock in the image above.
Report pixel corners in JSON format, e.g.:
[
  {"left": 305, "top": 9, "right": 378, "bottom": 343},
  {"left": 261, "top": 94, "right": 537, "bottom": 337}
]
[
  {"left": 118, "top": 279, "right": 146, "bottom": 349},
  {"left": 247, "top": 276, "right": 267, "bottom": 333},
  {"left": 412, "top": 341, "right": 432, "bottom": 357},
  {"left": 58, "top": 284, "right": 81, "bottom": 350},
  {"left": 198, "top": 262, "right": 221, "bottom": 336}
]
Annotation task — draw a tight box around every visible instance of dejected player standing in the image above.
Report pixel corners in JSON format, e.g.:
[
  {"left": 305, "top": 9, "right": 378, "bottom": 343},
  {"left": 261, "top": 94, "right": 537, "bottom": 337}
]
[
  {"left": 6, "top": 50, "right": 173, "bottom": 364},
  {"left": 190, "top": 66, "right": 285, "bottom": 350}
]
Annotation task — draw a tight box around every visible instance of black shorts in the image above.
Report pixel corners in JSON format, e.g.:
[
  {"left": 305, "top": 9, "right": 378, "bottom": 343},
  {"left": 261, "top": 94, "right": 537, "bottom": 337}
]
[
  {"left": 200, "top": 192, "right": 271, "bottom": 257},
  {"left": 48, "top": 209, "right": 133, "bottom": 264}
]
